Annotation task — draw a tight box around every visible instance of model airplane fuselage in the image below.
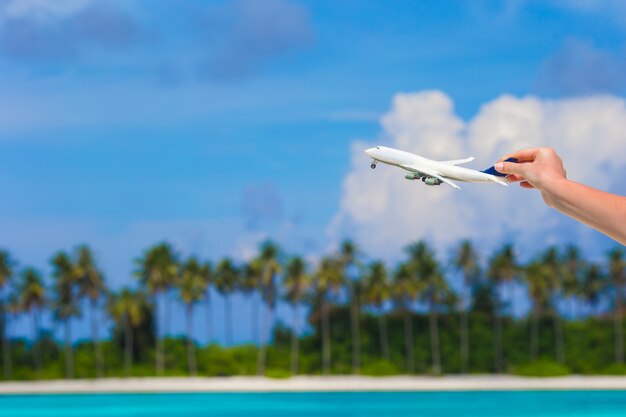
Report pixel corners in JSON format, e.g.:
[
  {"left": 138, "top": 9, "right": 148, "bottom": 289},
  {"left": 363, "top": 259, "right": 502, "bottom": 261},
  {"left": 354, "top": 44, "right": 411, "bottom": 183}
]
[{"left": 365, "top": 146, "right": 510, "bottom": 190}]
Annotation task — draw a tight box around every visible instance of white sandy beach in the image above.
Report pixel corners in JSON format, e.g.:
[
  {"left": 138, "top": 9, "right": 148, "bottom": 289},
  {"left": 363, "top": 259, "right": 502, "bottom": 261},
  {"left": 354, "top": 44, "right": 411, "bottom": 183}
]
[{"left": 2, "top": 375, "right": 626, "bottom": 394}]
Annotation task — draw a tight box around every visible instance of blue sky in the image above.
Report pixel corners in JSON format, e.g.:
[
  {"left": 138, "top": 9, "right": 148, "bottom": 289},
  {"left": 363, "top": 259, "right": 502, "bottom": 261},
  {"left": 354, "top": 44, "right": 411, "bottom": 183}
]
[{"left": 1, "top": 0, "right": 625, "bottom": 343}]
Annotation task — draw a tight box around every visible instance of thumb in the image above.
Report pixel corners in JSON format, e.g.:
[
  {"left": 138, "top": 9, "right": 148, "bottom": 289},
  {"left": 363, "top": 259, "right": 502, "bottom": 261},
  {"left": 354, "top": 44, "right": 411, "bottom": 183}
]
[{"left": 495, "top": 161, "right": 525, "bottom": 176}]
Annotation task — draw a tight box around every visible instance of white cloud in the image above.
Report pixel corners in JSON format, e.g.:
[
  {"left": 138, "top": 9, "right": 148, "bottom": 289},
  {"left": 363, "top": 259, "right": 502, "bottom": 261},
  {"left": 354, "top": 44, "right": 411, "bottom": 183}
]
[
  {"left": 554, "top": 0, "right": 626, "bottom": 20},
  {"left": 328, "top": 90, "right": 626, "bottom": 261},
  {"left": 0, "top": 0, "right": 91, "bottom": 23}
]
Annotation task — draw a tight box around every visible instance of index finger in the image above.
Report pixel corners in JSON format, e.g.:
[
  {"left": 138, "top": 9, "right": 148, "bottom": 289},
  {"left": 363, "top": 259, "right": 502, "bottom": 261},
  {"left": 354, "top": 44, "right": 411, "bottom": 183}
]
[{"left": 499, "top": 148, "right": 541, "bottom": 163}]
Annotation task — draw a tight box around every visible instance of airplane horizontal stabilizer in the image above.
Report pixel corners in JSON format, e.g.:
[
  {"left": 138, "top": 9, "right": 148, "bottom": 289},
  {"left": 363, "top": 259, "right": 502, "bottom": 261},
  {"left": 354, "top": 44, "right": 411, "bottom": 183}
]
[{"left": 491, "top": 177, "right": 509, "bottom": 186}]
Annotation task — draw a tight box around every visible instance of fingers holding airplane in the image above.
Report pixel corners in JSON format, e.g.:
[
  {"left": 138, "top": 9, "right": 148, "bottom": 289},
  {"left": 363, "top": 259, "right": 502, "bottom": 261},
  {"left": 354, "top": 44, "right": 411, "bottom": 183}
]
[
  {"left": 496, "top": 147, "right": 567, "bottom": 191},
  {"left": 499, "top": 148, "right": 542, "bottom": 162},
  {"left": 494, "top": 160, "right": 526, "bottom": 177},
  {"left": 505, "top": 174, "right": 525, "bottom": 183}
]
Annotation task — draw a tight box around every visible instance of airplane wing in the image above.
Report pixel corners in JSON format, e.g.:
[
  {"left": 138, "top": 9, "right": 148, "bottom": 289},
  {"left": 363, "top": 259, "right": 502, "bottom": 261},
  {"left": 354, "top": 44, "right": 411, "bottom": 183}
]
[
  {"left": 439, "top": 156, "right": 474, "bottom": 166},
  {"left": 402, "top": 164, "right": 461, "bottom": 190}
]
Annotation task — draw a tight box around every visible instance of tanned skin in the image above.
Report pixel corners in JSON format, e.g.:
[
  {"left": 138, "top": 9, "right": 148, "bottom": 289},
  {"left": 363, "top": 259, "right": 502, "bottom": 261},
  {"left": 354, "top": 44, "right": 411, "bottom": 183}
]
[{"left": 495, "top": 147, "right": 626, "bottom": 246}]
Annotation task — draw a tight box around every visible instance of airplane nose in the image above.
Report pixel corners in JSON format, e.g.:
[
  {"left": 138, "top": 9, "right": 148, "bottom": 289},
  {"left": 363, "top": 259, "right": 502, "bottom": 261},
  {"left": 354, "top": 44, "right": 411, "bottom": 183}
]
[{"left": 365, "top": 147, "right": 375, "bottom": 157}]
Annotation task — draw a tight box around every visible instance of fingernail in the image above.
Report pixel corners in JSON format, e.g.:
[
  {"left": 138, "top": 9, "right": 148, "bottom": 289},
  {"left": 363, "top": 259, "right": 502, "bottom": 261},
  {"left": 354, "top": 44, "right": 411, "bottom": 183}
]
[{"left": 495, "top": 162, "right": 504, "bottom": 171}]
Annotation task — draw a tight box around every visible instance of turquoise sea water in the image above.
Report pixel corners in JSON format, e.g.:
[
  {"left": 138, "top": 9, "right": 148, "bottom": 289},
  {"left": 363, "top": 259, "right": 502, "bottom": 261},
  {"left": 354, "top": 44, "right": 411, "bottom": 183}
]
[{"left": 1, "top": 391, "right": 626, "bottom": 417}]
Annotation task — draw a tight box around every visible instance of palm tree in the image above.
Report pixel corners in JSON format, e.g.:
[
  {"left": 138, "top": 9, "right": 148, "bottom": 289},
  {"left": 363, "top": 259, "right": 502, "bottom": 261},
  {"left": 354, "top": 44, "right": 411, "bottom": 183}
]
[
  {"left": 0, "top": 250, "right": 14, "bottom": 379},
  {"left": 487, "top": 244, "right": 518, "bottom": 373},
  {"left": 76, "top": 245, "right": 107, "bottom": 378},
  {"left": 562, "top": 245, "right": 584, "bottom": 320},
  {"left": 178, "top": 257, "right": 207, "bottom": 375},
  {"left": 240, "top": 262, "right": 260, "bottom": 344},
  {"left": 200, "top": 261, "right": 213, "bottom": 345},
  {"left": 452, "top": 240, "right": 480, "bottom": 373},
  {"left": 135, "top": 242, "right": 179, "bottom": 375},
  {"left": 407, "top": 241, "right": 448, "bottom": 374},
  {"left": 609, "top": 248, "right": 625, "bottom": 364},
  {"left": 581, "top": 263, "right": 608, "bottom": 316},
  {"left": 392, "top": 263, "right": 421, "bottom": 373},
  {"left": 108, "top": 288, "right": 148, "bottom": 377},
  {"left": 525, "top": 259, "right": 551, "bottom": 361},
  {"left": 339, "top": 240, "right": 361, "bottom": 374},
  {"left": 314, "top": 256, "right": 343, "bottom": 375},
  {"left": 283, "top": 256, "right": 310, "bottom": 374},
  {"left": 3, "top": 294, "right": 20, "bottom": 379},
  {"left": 16, "top": 268, "right": 46, "bottom": 378},
  {"left": 540, "top": 247, "right": 565, "bottom": 363},
  {"left": 51, "top": 251, "right": 81, "bottom": 379},
  {"left": 214, "top": 258, "right": 239, "bottom": 346},
  {"left": 255, "top": 242, "right": 282, "bottom": 376},
  {"left": 363, "top": 261, "right": 391, "bottom": 361}
]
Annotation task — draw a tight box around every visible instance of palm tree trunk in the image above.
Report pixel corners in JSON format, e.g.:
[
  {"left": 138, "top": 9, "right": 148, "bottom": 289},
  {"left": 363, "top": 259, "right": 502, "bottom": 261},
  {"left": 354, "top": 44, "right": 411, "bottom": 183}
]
[
  {"left": 33, "top": 309, "right": 41, "bottom": 378},
  {"left": 415, "top": 311, "right": 424, "bottom": 372},
  {"left": 124, "top": 314, "right": 133, "bottom": 377},
  {"left": 530, "top": 305, "right": 539, "bottom": 361},
  {"left": 225, "top": 294, "right": 233, "bottom": 346},
  {"left": 290, "top": 304, "right": 299, "bottom": 375},
  {"left": 1, "top": 307, "right": 10, "bottom": 380},
  {"left": 494, "top": 310, "right": 503, "bottom": 373},
  {"left": 256, "top": 303, "right": 272, "bottom": 375},
  {"left": 164, "top": 291, "right": 171, "bottom": 336},
  {"left": 162, "top": 291, "right": 172, "bottom": 372},
  {"left": 321, "top": 296, "right": 331, "bottom": 375},
  {"left": 460, "top": 276, "right": 470, "bottom": 373},
  {"left": 403, "top": 309, "right": 414, "bottom": 373},
  {"left": 350, "top": 285, "right": 360, "bottom": 374},
  {"left": 615, "top": 296, "right": 624, "bottom": 364},
  {"left": 154, "top": 295, "right": 164, "bottom": 375},
  {"left": 554, "top": 310, "right": 565, "bottom": 363},
  {"left": 509, "top": 282, "right": 517, "bottom": 318},
  {"left": 460, "top": 310, "right": 469, "bottom": 373},
  {"left": 64, "top": 319, "right": 73, "bottom": 379},
  {"left": 205, "top": 291, "right": 212, "bottom": 344},
  {"left": 251, "top": 294, "right": 259, "bottom": 344},
  {"left": 186, "top": 303, "right": 196, "bottom": 376},
  {"left": 429, "top": 300, "right": 441, "bottom": 374},
  {"left": 379, "top": 309, "right": 389, "bottom": 360},
  {"left": 90, "top": 299, "right": 104, "bottom": 378}
]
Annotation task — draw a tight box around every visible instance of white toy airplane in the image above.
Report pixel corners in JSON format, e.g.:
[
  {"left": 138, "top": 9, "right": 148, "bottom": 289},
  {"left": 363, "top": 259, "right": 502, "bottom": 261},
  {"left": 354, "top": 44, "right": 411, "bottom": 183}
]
[{"left": 365, "top": 145, "right": 517, "bottom": 190}]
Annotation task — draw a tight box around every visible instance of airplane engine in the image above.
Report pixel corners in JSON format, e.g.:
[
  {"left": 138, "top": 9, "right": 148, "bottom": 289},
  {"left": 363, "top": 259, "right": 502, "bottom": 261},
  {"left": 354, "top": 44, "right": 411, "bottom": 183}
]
[
  {"left": 404, "top": 173, "right": 422, "bottom": 180},
  {"left": 422, "top": 177, "right": 442, "bottom": 186}
]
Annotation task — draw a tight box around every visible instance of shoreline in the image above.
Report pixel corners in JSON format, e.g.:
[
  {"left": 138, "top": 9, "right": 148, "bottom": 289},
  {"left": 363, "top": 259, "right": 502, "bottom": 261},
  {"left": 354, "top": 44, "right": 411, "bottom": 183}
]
[{"left": 2, "top": 375, "right": 626, "bottom": 394}]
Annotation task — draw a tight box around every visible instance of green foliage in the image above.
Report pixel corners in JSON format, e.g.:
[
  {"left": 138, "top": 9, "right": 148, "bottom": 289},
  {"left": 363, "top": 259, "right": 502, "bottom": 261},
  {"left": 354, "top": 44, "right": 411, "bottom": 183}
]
[
  {"left": 361, "top": 359, "right": 400, "bottom": 376},
  {"left": 514, "top": 359, "right": 571, "bottom": 377},
  {"left": 1, "top": 312, "right": 626, "bottom": 379},
  {"left": 265, "top": 369, "right": 292, "bottom": 379},
  {"left": 599, "top": 364, "right": 626, "bottom": 375},
  {"left": 197, "top": 344, "right": 257, "bottom": 376}
]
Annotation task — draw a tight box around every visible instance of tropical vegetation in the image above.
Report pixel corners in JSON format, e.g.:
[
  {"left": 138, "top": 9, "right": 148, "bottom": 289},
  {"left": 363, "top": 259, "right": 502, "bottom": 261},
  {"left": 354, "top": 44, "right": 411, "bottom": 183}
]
[{"left": 0, "top": 241, "right": 624, "bottom": 379}]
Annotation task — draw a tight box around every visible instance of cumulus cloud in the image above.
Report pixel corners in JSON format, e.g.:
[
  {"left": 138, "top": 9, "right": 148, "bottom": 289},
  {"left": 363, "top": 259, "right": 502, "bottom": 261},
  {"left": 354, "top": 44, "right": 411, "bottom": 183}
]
[
  {"left": 194, "top": 0, "right": 314, "bottom": 80},
  {"left": 328, "top": 90, "right": 626, "bottom": 260},
  {"left": 0, "top": 0, "right": 142, "bottom": 62}
]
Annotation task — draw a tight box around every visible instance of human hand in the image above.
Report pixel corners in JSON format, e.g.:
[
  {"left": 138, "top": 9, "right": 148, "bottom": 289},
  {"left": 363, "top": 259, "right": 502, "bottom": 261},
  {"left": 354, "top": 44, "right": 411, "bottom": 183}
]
[
  {"left": 495, "top": 148, "right": 626, "bottom": 246},
  {"left": 494, "top": 147, "right": 567, "bottom": 196}
]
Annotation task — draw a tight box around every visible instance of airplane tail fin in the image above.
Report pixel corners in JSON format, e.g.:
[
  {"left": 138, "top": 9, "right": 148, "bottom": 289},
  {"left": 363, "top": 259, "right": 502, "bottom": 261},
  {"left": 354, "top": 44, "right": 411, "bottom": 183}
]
[{"left": 481, "top": 157, "right": 518, "bottom": 177}]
